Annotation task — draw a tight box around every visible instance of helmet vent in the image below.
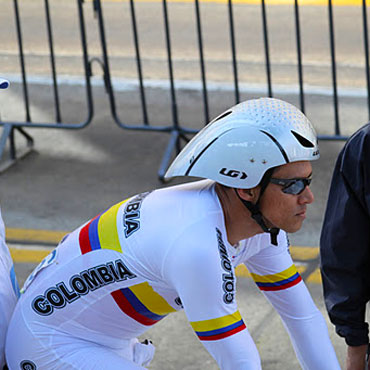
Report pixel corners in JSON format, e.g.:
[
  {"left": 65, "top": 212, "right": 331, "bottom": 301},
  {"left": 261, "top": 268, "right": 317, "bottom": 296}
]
[
  {"left": 212, "top": 110, "right": 232, "bottom": 123},
  {"left": 291, "top": 130, "right": 314, "bottom": 148}
]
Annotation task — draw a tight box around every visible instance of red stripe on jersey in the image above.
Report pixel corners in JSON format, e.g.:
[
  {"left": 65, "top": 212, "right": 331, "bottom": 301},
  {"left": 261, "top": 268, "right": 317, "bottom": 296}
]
[
  {"left": 258, "top": 275, "right": 302, "bottom": 291},
  {"left": 79, "top": 213, "right": 102, "bottom": 255},
  {"left": 79, "top": 221, "right": 93, "bottom": 255},
  {"left": 111, "top": 289, "right": 157, "bottom": 326},
  {"left": 198, "top": 322, "right": 246, "bottom": 341}
]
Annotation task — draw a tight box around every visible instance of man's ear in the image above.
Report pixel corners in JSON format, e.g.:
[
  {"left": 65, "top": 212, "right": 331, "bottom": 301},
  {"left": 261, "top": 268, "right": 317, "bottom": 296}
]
[{"left": 236, "top": 187, "right": 260, "bottom": 202}]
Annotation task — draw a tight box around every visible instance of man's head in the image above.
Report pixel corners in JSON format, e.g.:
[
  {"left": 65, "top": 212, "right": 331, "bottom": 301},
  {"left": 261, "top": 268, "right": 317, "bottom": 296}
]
[
  {"left": 165, "top": 97, "right": 319, "bottom": 242},
  {"left": 236, "top": 160, "right": 314, "bottom": 234}
]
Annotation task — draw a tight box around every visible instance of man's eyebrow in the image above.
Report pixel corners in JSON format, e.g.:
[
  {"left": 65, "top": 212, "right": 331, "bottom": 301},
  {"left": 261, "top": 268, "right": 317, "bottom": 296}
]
[
  {"left": 279, "top": 172, "right": 312, "bottom": 180},
  {"left": 296, "top": 173, "right": 312, "bottom": 179}
]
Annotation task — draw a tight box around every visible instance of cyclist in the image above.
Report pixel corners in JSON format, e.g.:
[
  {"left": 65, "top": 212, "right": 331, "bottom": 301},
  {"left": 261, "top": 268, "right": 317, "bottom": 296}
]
[
  {"left": 0, "top": 78, "right": 20, "bottom": 369},
  {"left": 6, "top": 98, "right": 339, "bottom": 369}
]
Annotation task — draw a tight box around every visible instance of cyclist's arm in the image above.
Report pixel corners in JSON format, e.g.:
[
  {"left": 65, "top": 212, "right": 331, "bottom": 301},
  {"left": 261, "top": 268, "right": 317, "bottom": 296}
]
[
  {"left": 245, "top": 234, "right": 340, "bottom": 370},
  {"left": 0, "top": 209, "right": 19, "bottom": 368},
  {"left": 165, "top": 226, "right": 261, "bottom": 369}
]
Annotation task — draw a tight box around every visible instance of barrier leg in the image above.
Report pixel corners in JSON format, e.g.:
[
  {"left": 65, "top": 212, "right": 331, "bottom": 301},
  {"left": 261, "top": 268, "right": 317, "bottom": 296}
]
[
  {"left": 157, "top": 130, "right": 181, "bottom": 182},
  {"left": 0, "top": 124, "right": 34, "bottom": 173}
]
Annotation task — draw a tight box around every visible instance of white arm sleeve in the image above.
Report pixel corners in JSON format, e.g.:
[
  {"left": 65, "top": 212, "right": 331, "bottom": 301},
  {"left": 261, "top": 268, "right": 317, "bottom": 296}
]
[
  {"left": 244, "top": 236, "right": 340, "bottom": 370},
  {"left": 165, "top": 226, "right": 262, "bottom": 370}
]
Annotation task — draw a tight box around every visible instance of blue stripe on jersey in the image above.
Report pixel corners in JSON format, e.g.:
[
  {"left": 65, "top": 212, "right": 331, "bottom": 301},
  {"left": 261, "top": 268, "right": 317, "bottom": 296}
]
[{"left": 88, "top": 216, "right": 101, "bottom": 251}]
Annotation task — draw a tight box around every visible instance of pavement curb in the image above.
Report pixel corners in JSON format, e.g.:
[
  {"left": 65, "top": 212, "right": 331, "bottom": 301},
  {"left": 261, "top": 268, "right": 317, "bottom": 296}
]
[{"left": 5, "top": 227, "right": 67, "bottom": 246}]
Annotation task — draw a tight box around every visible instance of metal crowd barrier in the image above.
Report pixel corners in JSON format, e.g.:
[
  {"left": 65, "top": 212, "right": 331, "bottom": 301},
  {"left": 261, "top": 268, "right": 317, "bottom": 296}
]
[
  {"left": 1, "top": 0, "right": 370, "bottom": 178},
  {"left": 0, "top": 0, "right": 93, "bottom": 170}
]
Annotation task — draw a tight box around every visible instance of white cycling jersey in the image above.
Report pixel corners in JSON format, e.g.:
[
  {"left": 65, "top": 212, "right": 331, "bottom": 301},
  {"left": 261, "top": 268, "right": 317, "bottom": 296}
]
[
  {"left": 0, "top": 208, "right": 19, "bottom": 368},
  {"left": 6, "top": 180, "right": 339, "bottom": 369}
]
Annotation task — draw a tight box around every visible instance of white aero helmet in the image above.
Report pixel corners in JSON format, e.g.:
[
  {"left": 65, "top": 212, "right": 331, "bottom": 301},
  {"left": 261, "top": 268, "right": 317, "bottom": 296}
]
[{"left": 165, "top": 97, "right": 319, "bottom": 188}]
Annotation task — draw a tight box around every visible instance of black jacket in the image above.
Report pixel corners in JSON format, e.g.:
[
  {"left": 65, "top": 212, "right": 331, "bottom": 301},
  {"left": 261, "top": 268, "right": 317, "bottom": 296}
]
[{"left": 320, "top": 123, "right": 370, "bottom": 346}]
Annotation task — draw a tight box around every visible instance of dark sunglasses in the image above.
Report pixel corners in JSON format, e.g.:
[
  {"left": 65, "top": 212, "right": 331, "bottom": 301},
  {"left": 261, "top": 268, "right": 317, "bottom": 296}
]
[{"left": 269, "top": 177, "right": 312, "bottom": 195}]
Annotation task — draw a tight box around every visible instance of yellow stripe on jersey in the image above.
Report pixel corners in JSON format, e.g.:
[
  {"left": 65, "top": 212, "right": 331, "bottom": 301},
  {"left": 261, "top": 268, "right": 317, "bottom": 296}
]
[
  {"left": 190, "top": 311, "right": 246, "bottom": 341},
  {"left": 98, "top": 200, "right": 128, "bottom": 252},
  {"left": 129, "top": 282, "right": 177, "bottom": 316},
  {"left": 251, "top": 265, "right": 302, "bottom": 291},
  {"left": 250, "top": 265, "right": 297, "bottom": 283},
  {"left": 190, "top": 310, "right": 243, "bottom": 332}
]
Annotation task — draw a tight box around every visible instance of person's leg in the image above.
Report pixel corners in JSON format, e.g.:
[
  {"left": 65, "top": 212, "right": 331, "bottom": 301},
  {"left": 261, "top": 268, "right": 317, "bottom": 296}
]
[
  {"left": 52, "top": 340, "right": 146, "bottom": 370},
  {"left": 6, "top": 309, "right": 146, "bottom": 369},
  {"left": 52, "top": 336, "right": 154, "bottom": 369}
]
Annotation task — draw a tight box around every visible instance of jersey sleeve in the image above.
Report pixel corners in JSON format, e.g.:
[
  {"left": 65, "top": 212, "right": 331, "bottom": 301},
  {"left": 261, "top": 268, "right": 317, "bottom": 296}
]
[
  {"left": 164, "top": 226, "right": 262, "bottom": 369},
  {"left": 244, "top": 232, "right": 340, "bottom": 370},
  {"left": 0, "top": 208, "right": 19, "bottom": 368}
]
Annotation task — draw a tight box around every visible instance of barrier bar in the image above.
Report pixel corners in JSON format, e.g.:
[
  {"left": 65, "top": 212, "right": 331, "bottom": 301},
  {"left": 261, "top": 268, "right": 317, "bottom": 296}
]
[
  {"left": 328, "top": 0, "right": 340, "bottom": 136},
  {"left": 294, "top": 0, "right": 305, "bottom": 113}
]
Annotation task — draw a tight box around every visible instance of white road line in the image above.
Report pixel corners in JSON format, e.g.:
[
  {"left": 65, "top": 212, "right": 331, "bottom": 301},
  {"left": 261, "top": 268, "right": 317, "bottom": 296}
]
[{"left": 3, "top": 73, "right": 370, "bottom": 98}]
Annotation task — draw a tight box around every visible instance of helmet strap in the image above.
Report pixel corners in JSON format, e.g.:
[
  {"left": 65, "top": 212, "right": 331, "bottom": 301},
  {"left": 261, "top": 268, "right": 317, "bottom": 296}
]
[
  {"left": 234, "top": 167, "right": 280, "bottom": 246},
  {"left": 236, "top": 196, "right": 280, "bottom": 245}
]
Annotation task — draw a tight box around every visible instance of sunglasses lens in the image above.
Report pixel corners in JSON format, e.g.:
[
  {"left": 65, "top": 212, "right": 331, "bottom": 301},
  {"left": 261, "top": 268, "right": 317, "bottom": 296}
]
[{"left": 283, "top": 179, "right": 310, "bottom": 195}]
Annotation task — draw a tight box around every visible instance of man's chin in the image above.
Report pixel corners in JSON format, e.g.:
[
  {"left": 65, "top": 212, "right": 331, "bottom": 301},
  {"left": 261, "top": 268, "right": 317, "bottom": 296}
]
[{"left": 281, "top": 222, "right": 304, "bottom": 234}]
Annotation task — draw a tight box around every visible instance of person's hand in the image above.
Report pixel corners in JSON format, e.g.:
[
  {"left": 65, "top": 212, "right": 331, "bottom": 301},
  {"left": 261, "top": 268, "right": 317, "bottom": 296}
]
[{"left": 346, "top": 344, "right": 369, "bottom": 370}]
